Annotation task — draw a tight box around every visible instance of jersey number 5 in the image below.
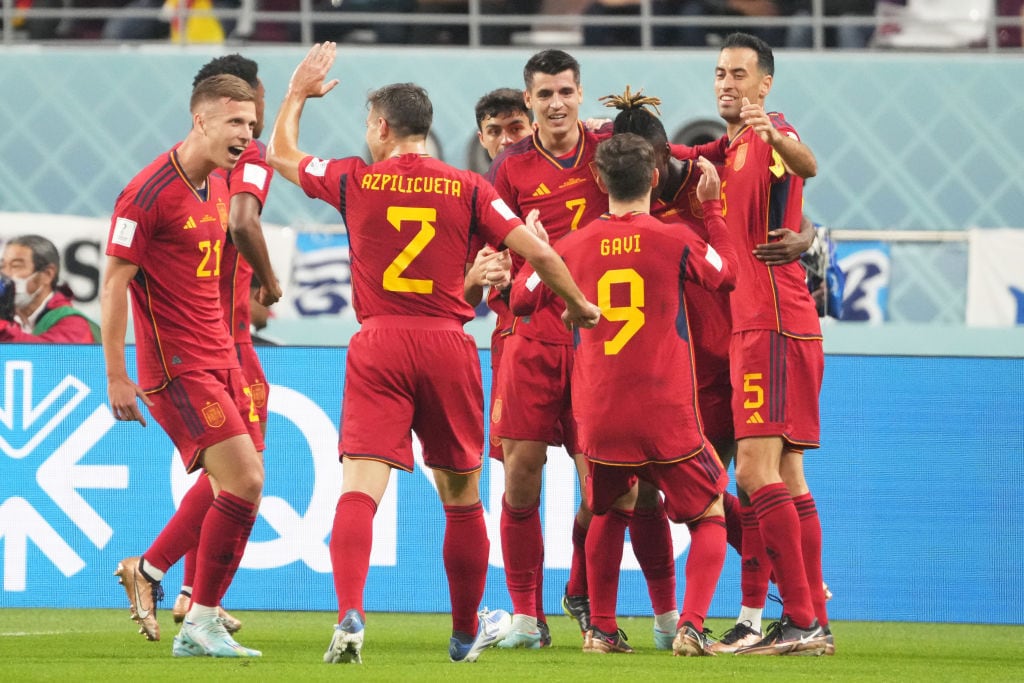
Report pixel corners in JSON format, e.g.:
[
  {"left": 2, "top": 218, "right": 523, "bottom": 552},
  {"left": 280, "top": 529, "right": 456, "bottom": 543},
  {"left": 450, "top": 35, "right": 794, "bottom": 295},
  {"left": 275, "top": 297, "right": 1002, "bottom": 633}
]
[
  {"left": 384, "top": 206, "right": 436, "bottom": 294},
  {"left": 598, "top": 268, "right": 644, "bottom": 355}
]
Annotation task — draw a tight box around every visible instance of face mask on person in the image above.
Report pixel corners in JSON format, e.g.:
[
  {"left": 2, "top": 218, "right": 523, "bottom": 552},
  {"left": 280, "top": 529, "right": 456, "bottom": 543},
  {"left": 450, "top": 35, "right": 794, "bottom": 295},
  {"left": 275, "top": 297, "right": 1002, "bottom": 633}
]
[{"left": 11, "top": 273, "right": 38, "bottom": 309}]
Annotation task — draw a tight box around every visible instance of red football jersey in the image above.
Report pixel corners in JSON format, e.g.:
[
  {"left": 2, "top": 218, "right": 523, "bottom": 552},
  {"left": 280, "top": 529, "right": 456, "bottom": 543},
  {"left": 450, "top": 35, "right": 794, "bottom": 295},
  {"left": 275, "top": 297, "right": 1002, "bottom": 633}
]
[
  {"left": 299, "top": 153, "right": 522, "bottom": 324},
  {"left": 107, "top": 148, "right": 237, "bottom": 388},
  {"left": 557, "top": 210, "right": 737, "bottom": 465},
  {"left": 488, "top": 122, "right": 611, "bottom": 344},
  {"left": 720, "top": 115, "right": 821, "bottom": 338},
  {"left": 652, "top": 162, "right": 732, "bottom": 399},
  {"left": 217, "top": 139, "right": 274, "bottom": 343}
]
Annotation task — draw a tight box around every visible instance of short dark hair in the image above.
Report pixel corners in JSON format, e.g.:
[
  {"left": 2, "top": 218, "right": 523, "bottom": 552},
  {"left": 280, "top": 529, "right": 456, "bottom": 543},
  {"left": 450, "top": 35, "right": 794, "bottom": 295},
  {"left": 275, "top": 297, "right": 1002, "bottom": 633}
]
[
  {"left": 368, "top": 83, "right": 433, "bottom": 138},
  {"left": 475, "top": 88, "right": 528, "bottom": 130},
  {"left": 523, "top": 49, "right": 580, "bottom": 90},
  {"left": 722, "top": 32, "right": 775, "bottom": 76},
  {"left": 595, "top": 133, "right": 655, "bottom": 202},
  {"left": 190, "top": 74, "right": 255, "bottom": 111},
  {"left": 193, "top": 53, "right": 259, "bottom": 89},
  {"left": 9, "top": 234, "right": 60, "bottom": 274}
]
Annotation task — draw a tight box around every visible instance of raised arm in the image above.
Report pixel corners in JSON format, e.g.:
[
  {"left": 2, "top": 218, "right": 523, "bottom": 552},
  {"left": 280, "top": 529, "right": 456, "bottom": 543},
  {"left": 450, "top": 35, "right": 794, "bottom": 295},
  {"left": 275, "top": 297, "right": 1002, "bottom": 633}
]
[
  {"left": 740, "top": 97, "right": 817, "bottom": 179},
  {"left": 267, "top": 42, "right": 340, "bottom": 187}
]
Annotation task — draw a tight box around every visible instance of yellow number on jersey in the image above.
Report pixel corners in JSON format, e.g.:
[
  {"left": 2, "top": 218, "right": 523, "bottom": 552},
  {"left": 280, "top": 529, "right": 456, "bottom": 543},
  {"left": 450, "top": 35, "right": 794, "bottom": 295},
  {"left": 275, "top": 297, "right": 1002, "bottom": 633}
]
[
  {"left": 743, "top": 373, "right": 764, "bottom": 409},
  {"left": 241, "top": 385, "right": 258, "bottom": 423},
  {"left": 598, "top": 268, "right": 645, "bottom": 355},
  {"left": 565, "top": 198, "right": 587, "bottom": 231},
  {"left": 384, "top": 206, "right": 437, "bottom": 294},
  {"left": 196, "top": 239, "right": 222, "bottom": 278}
]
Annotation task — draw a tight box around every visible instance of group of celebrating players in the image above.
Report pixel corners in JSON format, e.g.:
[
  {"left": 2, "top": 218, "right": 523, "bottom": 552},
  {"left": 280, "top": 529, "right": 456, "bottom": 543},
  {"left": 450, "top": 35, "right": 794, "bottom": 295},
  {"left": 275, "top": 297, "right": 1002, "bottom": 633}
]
[{"left": 105, "top": 31, "right": 830, "bottom": 663}]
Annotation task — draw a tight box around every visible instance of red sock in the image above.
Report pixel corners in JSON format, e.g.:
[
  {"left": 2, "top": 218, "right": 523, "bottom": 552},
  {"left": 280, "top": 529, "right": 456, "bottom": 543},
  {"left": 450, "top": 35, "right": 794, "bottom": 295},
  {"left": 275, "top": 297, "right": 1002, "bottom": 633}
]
[
  {"left": 144, "top": 473, "right": 214, "bottom": 573},
  {"left": 586, "top": 508, "right": 632, "bottom": 634},
  {"left": 191, "top": 491, "right": 255, "bottom": 607},
  {"left": 749, "top": 483, "right": 815, "bottom": 628},
  {"left": 444, "top": 502, "right": 488, "bottom": 636},
  {"left": 740, "top": 504, "right": 770, "bottom": 609},
  {"left": 182, "top": 548, "right": 196, "bottom": 592},
  {"left": 535, "top": 549, "right": 546, "bottom": 621},
  {"left": 216, "top": 513, "right": 257, "bottom": 602},
  {"left": 722, "top": 491, "right": 744, "bottom": 555},
  {"left": 330, "top": 491, "right": 377, "bottom": 622},
  {"left": 679, "top": 515, "right": 726, "bottom": 632},
  {"left": 794, "top": 492, "right": 828, "bottom": 628},
  {"left": 565, "top": 518, "right": 588, "bottom": 597},
  {"left": 629, "top": 501, "right": 677, "bottom": 615},
  {"left": 500, "top": 496, "right": 541, "bottom": 617}
]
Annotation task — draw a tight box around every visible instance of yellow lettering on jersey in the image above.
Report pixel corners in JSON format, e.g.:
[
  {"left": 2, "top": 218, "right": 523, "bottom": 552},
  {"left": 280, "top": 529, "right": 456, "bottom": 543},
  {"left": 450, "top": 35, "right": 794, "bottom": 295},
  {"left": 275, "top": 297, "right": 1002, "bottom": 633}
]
[
  {"left": 600, "top": 234, "right": 641, "bottom": 256},
  {"left": 361, "top": 174, "right": 462, "bottom": 197}
]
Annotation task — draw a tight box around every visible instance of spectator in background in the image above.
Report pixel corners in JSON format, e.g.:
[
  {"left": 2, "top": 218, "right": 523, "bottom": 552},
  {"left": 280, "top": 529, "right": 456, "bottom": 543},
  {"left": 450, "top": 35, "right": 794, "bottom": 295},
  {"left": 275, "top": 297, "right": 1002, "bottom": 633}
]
[
  {"left": 0, "top": 234, "right": 99, "bottom": 343},
  {"left": 662, "top": 0, "right": 805, "bottom": 47}
]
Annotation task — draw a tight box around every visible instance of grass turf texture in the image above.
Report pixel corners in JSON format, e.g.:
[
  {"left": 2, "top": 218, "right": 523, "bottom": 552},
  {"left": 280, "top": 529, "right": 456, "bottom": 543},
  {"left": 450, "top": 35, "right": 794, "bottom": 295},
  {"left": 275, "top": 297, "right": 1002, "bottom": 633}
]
[{"left": 1, "top": 609, "right": 1021, "bottom": 682}]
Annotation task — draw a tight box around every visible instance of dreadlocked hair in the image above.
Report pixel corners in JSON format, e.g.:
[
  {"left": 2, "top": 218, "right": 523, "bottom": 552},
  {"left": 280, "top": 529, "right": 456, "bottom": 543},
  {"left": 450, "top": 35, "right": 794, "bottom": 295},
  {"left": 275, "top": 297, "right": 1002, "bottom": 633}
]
[{"left": 600, "top": 86, "right": 668, "bottom": 147}]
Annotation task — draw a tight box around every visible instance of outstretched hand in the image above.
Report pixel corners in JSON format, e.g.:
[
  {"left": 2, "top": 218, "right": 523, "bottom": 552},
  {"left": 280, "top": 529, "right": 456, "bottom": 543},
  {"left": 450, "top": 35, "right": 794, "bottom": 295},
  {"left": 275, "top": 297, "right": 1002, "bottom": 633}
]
[
  {"left": 740, "top": 96, "right": 779, "bottom": 146},
  {"left": 288, "top": 42, "right": 340, "bottom": 99}
]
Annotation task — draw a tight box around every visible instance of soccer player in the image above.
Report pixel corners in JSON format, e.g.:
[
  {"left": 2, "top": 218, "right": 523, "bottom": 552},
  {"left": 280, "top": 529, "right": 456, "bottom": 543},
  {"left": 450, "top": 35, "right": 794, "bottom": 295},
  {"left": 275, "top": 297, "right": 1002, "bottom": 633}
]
[
  {"left": 103, "top": 73, "right": 265, "bottom": 658},
  {"left": 602, "top": 87, "right": 817, "bottom": 654},
  {"left": 485, "top": 48, "right": 614, "bottom": 648},
  {"left": 265, "top": 42, "right": 601, "bottom": 665},
  {"left": 475, "top": 87, "right": 532, "bottom": 161},
  {"left": 511, "top": 133, "right": 738, "bottom": 655},
  {"left": 113, "top": 54, "right": 281, "bottom": 645},
  {"left": 712, "top": 32, "right": 829, "bottom": 656}
]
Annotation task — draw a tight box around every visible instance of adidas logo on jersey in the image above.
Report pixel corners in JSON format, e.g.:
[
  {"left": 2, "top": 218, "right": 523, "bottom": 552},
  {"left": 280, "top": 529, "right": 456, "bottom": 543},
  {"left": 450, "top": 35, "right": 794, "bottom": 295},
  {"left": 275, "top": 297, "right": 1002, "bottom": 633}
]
[
  {"left": 182, "top": 216, "right": 197, "bottom": 230},
  {"left": 746, "top": 412, "right": 764, "bottom": 424},
  {"left": 532, "top": 183, "right": 551, "bottom": 197}
]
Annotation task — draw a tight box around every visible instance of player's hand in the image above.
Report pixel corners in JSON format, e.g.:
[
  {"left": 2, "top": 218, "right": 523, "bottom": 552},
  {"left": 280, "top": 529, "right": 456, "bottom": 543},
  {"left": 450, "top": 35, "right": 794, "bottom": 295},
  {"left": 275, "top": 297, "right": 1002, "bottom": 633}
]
[
  {"left": 694, "top": 156, "right": 721, "bottom": 203},
  {"left": 584, "top": 117, "right": 611, "bottom": 132},
  {"left": 288, "top": 42, "right": 340, "bottom": 99},
  {"left": 754, "top": 227, "right": 814, "bottom": 266},
  {"left": 107, "top": 375, "right": 154, "bottom": 427},
  {"left": 257, "top": 279, "right": 283, "bottom": 307},
  {"left": 524, "top": 209, "right": 550, "bottom": 244},
  {"left": 562, "top": 300, "right": 602, "bottom": 330},
  {"left": 467, "top": 246, "right": 512, "bottom": 290},
  {"left": 740, "top": 97, "right": 779, "bottom": 145}
]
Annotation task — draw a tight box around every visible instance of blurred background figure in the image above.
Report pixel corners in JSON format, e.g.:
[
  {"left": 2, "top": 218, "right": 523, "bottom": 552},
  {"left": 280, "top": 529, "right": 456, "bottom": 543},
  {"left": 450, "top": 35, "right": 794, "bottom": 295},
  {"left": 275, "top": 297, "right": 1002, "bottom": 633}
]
[{"left": 0, "top": 234, "right": 99, "bottom": 343}]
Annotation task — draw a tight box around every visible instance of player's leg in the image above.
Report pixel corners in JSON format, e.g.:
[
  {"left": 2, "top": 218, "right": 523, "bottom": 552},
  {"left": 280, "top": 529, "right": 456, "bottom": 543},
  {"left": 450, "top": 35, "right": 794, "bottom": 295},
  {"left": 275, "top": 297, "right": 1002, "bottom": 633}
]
[
  {"left": 497, "top": 437, "right": 547, "bottom": 648},
  {"left": 435, "top": 468, "right": 511, "bottom": 663},
  {"left": 324, "top": 457, "right": 392, "bottom": 664},
  {"left": 630, "top": 481, "right": 678, "bottom": 650},
  {"left": 179, "top": 432, "right": 264, "bottom": 658},
  {"left": 581, "top": 465, "right": 636, "bottom": 655},
  {"left": 562, "top": 451, "right": 593, "bottom": 636}
]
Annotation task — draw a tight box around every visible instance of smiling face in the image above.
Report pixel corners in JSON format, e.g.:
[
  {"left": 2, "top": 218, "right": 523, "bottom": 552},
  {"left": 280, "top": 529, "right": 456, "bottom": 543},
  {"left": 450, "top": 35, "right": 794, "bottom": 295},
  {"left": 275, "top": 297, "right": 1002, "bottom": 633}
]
[
  {"left": 195, "top": 96, "right": 257, "bottom": 171},
  {"left": 715, "top": 46, "right": 772, "bottom": 127},
  {"left": 478, "top": 110, "right": 532, "bottom": 160},
  {"left": 524, "top": 69, "right": 583, "bottom": 144}
]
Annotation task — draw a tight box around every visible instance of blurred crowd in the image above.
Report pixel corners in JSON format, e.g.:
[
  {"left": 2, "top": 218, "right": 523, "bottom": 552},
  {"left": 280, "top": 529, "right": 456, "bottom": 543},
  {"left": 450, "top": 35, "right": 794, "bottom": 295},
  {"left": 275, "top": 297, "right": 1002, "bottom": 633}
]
[{"left": 5, "top": 0, "right": 1023, "bottom": 49}]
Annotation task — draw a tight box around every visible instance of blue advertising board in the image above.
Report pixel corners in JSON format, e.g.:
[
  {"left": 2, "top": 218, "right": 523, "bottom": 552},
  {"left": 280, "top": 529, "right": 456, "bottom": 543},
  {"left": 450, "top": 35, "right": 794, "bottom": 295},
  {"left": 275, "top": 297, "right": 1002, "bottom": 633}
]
[{"left": 1, "top": 345, "right": 1021, "bottom": 624}]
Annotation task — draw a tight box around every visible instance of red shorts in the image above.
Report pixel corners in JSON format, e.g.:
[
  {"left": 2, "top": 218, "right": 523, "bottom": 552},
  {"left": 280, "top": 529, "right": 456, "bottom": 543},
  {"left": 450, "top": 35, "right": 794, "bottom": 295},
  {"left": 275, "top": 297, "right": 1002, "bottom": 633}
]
[
  {"left": 486, "top": 331, "right": 509, "bottom": 461},
  {"left": 697, "top": 378, "right": 734, "bottom": 445},
  {"left": 147, "top": 367, "right": 264, "bottom": 473},
  {"left": 236, "top": 342, "right": 269, "bottom": 425},
  {"left": 490, "top": 333, "right": 577, "bottom": 454},
  {"left": 587, "top": 447, "right": 728, "bottom": 524},
  {"left": 340, "top": 317, "right": 484, "bottom": 474},
  {"left": 730, "top": 330, "right": 822, "bottom": 448}
]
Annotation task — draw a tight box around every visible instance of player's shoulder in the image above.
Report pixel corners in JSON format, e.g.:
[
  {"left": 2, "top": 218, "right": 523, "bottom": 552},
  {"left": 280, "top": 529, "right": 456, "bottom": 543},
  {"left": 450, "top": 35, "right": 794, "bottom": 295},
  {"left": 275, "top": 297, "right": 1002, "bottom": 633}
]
[
  {"left": 490, "top": 134, "right": 537, "bottom": 172},
  {"left": 119, "top": 149, "right": 179, "bottom": 210},
  {"left": 768, "top": 111, "right": 799, "bottom": 136}
]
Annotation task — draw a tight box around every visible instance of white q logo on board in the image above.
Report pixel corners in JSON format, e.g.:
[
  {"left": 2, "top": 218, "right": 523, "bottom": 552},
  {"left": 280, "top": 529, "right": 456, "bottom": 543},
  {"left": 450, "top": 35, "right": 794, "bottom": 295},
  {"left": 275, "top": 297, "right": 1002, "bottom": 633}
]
[{"left": 170, "top": 385, "right": 341, "bottom": 572}]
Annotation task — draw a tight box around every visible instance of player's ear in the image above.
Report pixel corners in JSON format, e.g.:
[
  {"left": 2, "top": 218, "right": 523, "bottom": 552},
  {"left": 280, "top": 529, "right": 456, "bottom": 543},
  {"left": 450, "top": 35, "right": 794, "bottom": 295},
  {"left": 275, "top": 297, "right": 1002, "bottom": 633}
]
[
  {"left": 651, "top": 167, "right": 660, "bottom": 190},
  {"left": 595, "top": 173, "right": 609, "bottom": 195}
]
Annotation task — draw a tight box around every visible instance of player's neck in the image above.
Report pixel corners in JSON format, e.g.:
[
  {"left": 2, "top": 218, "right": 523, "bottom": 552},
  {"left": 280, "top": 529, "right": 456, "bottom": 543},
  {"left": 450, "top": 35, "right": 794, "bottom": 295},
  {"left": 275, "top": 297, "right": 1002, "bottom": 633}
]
[
  {"left": 387, "top": 139, "right": 429, "bottom": 159},
  {"left": 173, "top": 140, "right": 214, "bottom": 188},
  {"left": 537, "top": 122, "right": 581, "bottom": 157},
  {"left": 608, "top": 197, "right": 650, "bottom": 216}
]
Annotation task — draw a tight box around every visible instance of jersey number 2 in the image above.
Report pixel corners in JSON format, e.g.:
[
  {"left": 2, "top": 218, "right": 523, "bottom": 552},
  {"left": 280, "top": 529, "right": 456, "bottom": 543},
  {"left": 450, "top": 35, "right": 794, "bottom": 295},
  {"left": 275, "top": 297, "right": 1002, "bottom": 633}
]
[{"left": 384, "top": 206, "right": 436, "bottom": 293}]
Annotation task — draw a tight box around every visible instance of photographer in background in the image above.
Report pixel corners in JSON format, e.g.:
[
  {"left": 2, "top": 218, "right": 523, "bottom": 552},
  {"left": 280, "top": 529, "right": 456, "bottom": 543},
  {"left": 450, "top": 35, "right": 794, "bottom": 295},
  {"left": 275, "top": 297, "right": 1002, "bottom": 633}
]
[{"left": 0, "top": 234, "right": 100, "bottom": 343}]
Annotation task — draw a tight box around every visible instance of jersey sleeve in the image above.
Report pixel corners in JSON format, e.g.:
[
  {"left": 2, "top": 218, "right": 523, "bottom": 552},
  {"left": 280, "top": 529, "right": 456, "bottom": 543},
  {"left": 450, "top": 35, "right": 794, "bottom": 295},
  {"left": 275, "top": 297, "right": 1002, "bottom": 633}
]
[
  {"left": 473, "top": 177, "right": 525, "bottom": 249},
  {"left": 298, "top": 155, "right": 363, "bottom": 207},
  {"left": 508, "top": 261, "right": 554, "bottom": 317},
  {"left": 230, "top": 141, "right": 273, "bottom": 208},
  {"left": 683, "top": 199, "right": 737, "bottom": 293},
  {"left": 107, "top": 187, "right": 154, "bottom": 265}
]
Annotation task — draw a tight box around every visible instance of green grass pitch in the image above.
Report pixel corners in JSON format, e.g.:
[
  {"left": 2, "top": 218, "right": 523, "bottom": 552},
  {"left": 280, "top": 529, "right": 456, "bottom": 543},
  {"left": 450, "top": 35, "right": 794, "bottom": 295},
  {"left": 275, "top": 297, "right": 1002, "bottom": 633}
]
[{"left": 1, "top": 609, "right": 1021, "bottom": 682}]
